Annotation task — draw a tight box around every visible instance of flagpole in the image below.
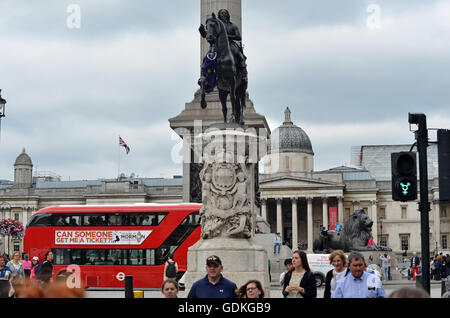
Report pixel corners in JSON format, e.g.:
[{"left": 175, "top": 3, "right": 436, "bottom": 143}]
[{"left": 118, "top": 135, "right": 120, "bottom": 180}]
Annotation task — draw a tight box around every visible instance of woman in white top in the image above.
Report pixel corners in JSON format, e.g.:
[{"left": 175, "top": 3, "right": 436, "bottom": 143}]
[{"left": 324, "top": 250, "right": 349, "bottom": 298}]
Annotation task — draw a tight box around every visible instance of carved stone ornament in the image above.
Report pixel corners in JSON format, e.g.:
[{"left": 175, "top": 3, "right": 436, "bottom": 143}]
[{"left": 199, "top": 157, "right": 252, "bottom": 239}]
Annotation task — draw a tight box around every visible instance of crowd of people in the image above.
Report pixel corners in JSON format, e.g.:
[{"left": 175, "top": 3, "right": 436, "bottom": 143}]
[
  {"left": 0, "top": 250, "right": 84, "bottom": 298},
  {"left": 2, "top": 249, "right": 447, "bottom": 299},
  {"left": 430, "top": 253, "right": 449, "bottom": 280},
  {"left": 160, "top": 250, "right": 445, "bottom": 299}
]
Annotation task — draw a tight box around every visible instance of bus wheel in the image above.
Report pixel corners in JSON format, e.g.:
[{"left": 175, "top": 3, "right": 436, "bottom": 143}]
[{"left": 314, "top": 273, "right": 324, "bottom": 287}]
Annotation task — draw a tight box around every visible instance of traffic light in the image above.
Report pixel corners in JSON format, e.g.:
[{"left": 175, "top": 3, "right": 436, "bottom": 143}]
[
  {"left": 391, "top": 151, "right": 417, "bottom": 201},
  {"left": 438, "top": 129, "right": 450, "bottom": 201}
]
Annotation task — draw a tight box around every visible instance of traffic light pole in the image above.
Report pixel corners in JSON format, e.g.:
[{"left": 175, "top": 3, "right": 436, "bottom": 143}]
[{"left": 408, "top": 113, "right": 431, "bottom": 294}]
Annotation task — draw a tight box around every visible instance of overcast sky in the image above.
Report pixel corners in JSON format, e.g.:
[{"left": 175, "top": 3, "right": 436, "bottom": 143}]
[{"left": 1, "top": 0, "right": 449, "bottom": 181}]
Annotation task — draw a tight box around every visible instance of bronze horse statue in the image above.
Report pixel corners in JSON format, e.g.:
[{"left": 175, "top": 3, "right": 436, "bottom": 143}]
[{"left": 199, "top": 13, "right": 247, "bottom": 125}]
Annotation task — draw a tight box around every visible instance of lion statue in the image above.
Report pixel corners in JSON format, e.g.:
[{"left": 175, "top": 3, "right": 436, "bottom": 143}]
[{"left": 313, "top": 209, "right": 391, "bottom": 253}]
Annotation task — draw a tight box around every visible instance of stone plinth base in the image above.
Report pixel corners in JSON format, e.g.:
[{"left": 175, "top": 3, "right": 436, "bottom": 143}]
[
  {"left": 184, "top": 237, "right": 270, "bottom": 297},
  {"left": 359, "top": 251, "right": 400, "bottom": 279}
]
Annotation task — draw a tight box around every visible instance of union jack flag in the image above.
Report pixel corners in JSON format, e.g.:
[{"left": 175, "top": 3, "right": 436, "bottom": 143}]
[{"left": 119, "top": 136, "right": 130, "bottom": 154}]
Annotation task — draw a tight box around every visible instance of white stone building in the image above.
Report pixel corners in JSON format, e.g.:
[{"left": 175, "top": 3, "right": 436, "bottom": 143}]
[
  {"left": 0, "top": 149, "right": 183, "bottom": 255},
  {"left": 260, "top": 108, "right": 449, "bottom": 255}
]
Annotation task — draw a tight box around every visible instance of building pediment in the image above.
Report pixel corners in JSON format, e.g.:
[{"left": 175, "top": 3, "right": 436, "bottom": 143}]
[{"left": 260, "top": 175, "right": 341, "bottom": 189}]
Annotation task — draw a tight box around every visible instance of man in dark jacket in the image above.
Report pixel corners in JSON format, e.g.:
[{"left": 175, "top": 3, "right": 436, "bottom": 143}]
[{"left": 39, "top": 251, "right": 54, "bottom": 286}]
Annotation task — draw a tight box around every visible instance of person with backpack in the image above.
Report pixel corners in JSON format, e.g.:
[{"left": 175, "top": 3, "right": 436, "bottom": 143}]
[{"left": 163, "top": 254, "right": 178, "bottom": 282}]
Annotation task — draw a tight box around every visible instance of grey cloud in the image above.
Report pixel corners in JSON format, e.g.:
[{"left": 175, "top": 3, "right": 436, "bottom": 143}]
[{"left": 1, "top": 0, "right": 449, "bottom": 181}]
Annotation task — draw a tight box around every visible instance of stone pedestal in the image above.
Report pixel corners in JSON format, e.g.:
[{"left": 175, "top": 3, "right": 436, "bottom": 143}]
[
  {"left": 360, "top": 251, "right": 400, "bottom": 280},
  {"left": 185, "top": 237, "right": 270, "bottom": 296},
  {"left": 183, "top": 126, "right": 270, "bottom": 296}
]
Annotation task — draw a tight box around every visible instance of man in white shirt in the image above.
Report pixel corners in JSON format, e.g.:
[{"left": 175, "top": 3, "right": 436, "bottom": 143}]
[
  {"left": 332, "top": 252, "right": 386, "bottom": 298},
  {"left": 274, "top": 233, "right": 282, "bottom": 254}
]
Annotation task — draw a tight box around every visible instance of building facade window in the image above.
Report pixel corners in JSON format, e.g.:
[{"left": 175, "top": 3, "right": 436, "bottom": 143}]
[
  {"left": 401, "top": 206, "right": 407, "bottom": 219},
  {"left": 379, "top": 235, "right": 388, "bottom": 247},
  {"left": 379, "top": 207, "right": 386, "bottom": 219},
  {"left": 285, "top": 157, "right": 290, "bottom": 170},
  {"left": 14, "top": 213, "right": 19, "bottom": 221},
  {"left": 441, "top": 208, "right": 447, "bottom": 218},
  {"left": 442, "top": 235, "right": 448, "bottom": 250},
  {"left": 400, "top": 234, "right": 409, "bottom": 251}
]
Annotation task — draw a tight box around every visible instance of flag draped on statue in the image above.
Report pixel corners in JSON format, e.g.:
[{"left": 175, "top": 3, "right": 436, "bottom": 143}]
[
  {"left": 202, "top": 52, "right": 218, "bottom": 93},
  {"left": 119, "top": 136, "right": 130, "bottom": 154}
]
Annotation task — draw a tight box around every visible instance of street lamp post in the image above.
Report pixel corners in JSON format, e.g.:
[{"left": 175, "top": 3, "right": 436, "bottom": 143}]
[
  {"left": 0, "top": 89, "right": 7, "bottom": 142},
  {"left": 379, "top": 216, "right": 383, "bottom": 246}
]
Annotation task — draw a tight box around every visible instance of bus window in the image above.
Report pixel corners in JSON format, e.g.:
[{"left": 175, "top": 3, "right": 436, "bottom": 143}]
[
  {"left": 85, "top": 250, "right": 97, "bottom": 265},
  {"left": 53, "top": 249, "right": 71, "bottom": 265},
  {"left": 83, "top": 215, "right": 105, "bottom": 226},
  {"left": 193, "top": 213, "right": 201, "bottom": 225},
  {"left": 129, "top": 250, "right": 144, "bottom": 265},
  {"left": 71, "top": 249, "right": 82, "bottom": 265},
  {"left": 141, "top": 215, "right": 151, "bottom": 226},
  {"left": 68, "top": 215, "right": 81, "bottom": 226},
  {"left": 53, "top": 215, "right": 67, "bottom": 226},
  {"left": 157, "top": 214, "right": 165, "bottom": 224},
  {"left": 107, "top": 249, "right": 123, "bottom": 265},
  {"left": 143, "top": 249, "right": 156, "bottom": 266},
  {"left": 27, "top": 213, "right": 52, "bottom": 227}
]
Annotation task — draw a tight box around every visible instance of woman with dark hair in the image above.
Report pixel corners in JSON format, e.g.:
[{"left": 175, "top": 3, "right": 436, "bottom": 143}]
[
  {"left": 282, "top": 250, "right": 317, "bottom": 299},
  {"left": 236, "top": 280, "right": 265, "bottom": 298}
]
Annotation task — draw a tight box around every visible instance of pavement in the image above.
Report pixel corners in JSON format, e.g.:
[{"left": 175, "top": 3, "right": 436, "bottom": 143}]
[{"left": 85, "top": 278, "right": 446, "bottom": 298}]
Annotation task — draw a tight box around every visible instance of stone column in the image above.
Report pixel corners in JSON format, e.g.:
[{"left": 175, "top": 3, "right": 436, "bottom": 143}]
[
  {"left": 261, "top": 198, "right": 268, "bottom": 221},
  {"left": 276, "top": 198, "right": 283, "bottom": 240},
  {"left": 433, "top": 199, "right": 441, "bottom": 251},
  {"left": 370, "top": 200, "right": 378, "bottom": 243},
  {"left": 307, "top": 197, "right": 313, "bottom": 253},
  {"left": 201, "top": 0, "right": 242, "bottom": 65},
  {"left": 291, "top": 197, "right": 298, "bottom": 250},
  {"left": 322, "top": 197, "right": 328, "bottom": 229},
  {"left": 338, "top": 196, "right": 344, "bottom": 225}
]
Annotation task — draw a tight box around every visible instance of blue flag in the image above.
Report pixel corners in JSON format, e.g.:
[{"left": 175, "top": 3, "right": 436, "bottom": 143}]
[{"left": 202, "top": 52, "right": 218, "bottom": 93}]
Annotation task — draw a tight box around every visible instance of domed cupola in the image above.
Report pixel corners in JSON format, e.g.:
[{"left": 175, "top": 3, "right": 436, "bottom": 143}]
[
  {"left": 268, "top": 107, "right": 314, "bottom": 155},
  {"left": 14, "top": 148, "right": 33, "bottom": 188},
  {"left": 265, "top": 108, "right": 314, "bottom": 174}
]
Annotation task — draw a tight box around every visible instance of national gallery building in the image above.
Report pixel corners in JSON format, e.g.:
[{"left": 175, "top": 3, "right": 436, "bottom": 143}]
[{"left": 1, "top": 108, "right": 449, "bottom": 255}]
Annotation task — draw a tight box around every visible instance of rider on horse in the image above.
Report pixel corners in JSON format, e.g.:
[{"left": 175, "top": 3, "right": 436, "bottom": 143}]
[
  {"left": 216, "top": 9, "right": 247, "bottom": 81},
  {"left": 200, "top": 9, "right": 247, "bottom": 81}
]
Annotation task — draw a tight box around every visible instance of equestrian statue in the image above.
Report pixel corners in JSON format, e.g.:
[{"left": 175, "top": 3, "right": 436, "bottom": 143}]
[{"left": 198, "top": 9, "right": 248, "bottom": 125}]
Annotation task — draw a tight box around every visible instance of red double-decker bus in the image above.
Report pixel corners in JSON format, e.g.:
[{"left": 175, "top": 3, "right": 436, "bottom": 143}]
[{"left": 23, "top": 203, "right": 201, "bottom": 288}]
